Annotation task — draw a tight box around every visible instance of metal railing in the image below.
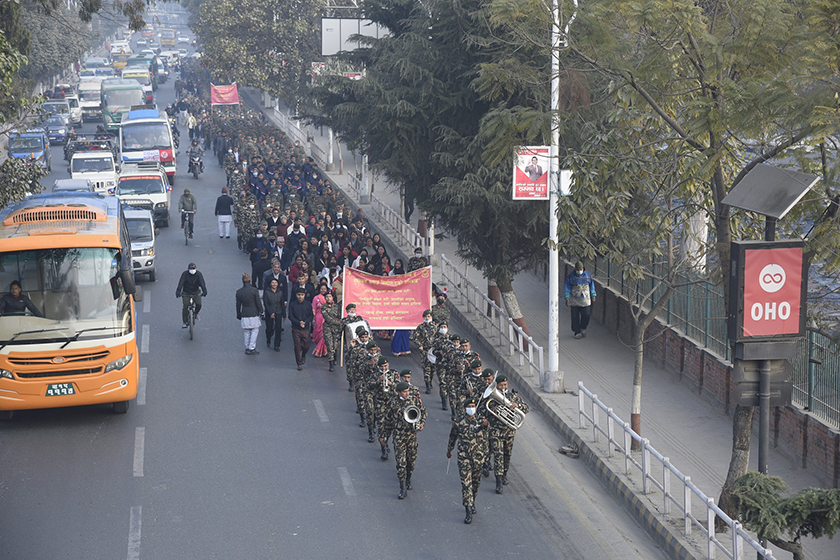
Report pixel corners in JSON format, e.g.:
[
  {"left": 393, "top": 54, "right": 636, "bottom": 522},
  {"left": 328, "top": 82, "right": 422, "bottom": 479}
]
[
  {"left": 590, "top": 256, "right": 840, "bottom": 429},
  {"left": 577, "top": 383, "right": 776, "bottom": 560},
  {"left": 440, "top": 255, "right": 544, "bottom": 380},
  {"left": 346, "top": 172, "right": 362, "bottom": 201},
  {"left": 370, "top": 194, "right": 427, "bottom": 255}
]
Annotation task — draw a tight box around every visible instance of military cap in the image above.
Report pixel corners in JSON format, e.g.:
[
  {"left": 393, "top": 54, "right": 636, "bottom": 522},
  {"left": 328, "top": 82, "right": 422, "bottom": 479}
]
[
  {"left": 365, "top": 341, "right": 377, "bottom": 349},
  {"left": 495, "top": 374, "right": 507, "bottom": 383},
  {"left": 470, "top": 359, "right": 482, "bottom": 369},
  {"left": 399, "top": 369, "right": 412, "bottom": 376},
  {"left": 438, "top": 320, "right": 448, "bottom": 327},
  {"left": 395, "top": 381, "right": 410, "bottom": 392},
  {"left": 355, "top": 326, "right": 368, "bottom": 335},
  {"left": 461, "top": 338, "right": 469, "bottom": 344},
  {"left": 345, "top": 303, "right": 356, "bottom": 310},
  {"left": 422, "top": 309, "right": 432, "bottom": 316},
  {"left": 377, "top": 356, "right": 388, "bottom": 366},
  {"left": 465, "top": 397, "right": 477, "bottom": 406},
  {"left": 481, "top": 368, "right": 495, "bottom": 378},
  {"left": 449, "top": 334, "right": 460, "bottom": 341}
]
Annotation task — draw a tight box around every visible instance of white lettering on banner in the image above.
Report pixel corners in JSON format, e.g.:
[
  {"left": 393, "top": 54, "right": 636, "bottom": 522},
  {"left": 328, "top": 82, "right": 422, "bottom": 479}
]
[{"left": 751, "top": 301, "right": 791, "bottom": 321}]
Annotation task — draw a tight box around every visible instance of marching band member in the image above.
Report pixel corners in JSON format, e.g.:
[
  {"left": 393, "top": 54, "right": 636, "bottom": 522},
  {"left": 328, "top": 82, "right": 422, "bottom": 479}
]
[
  {"left": 380, "top": 381, "right": 427, "bottom": 499},
  {"left": 447, "top": 397, "right": 487, "bottom": 524},
  {"left": 488, "top": 374, "right": 529, "bottom": 493}
]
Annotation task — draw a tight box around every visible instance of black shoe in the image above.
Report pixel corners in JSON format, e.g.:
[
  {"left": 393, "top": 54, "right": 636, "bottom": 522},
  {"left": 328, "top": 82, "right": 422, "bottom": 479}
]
[
  {"left": 274, "top": 346, "right": 280, "bottom": 352},
  {"left": 495, "top": 476, "right": 503, "bottom": 494},
  {"left": 251, "top": 350, "right": 259, "bottom": 355},
  {"left": 398, "top": 481, "right": 407, "bottom": 500},
  {"left": 367, "top": 427, "right": 375, "bottom": 442},
  {"left": 406, "top": 476, "right": 412, "bottom": 490},
  {"left": 189, "top": 233, "right": 193, "bottom": 239},
  {"left": 360, "top": 418, "right": 367, "bottom": 428},
  {"left": 226, "top": 236, "right": 230, "bottom": 238},
  {"left": 425, "top": 384, "right": 431, "bottom": 394},
  {"left": 464, "top": 506, "right": 472, "bottom": 524},
  {"left": 471, "top": 505, "right": 477, "bottom": 514},
  {"left": 329, "top": 362, "right": 334, "bottom": 372},
  {"left": 380, "top": 444, "right": 388, "bottom": 461},
  {"left": 441, "top": 397, "right": 448, "bottom": 411},
  {"left": 245, "top": 349, "right": 253, "bottom": 355},
  {"left": 220, "top": 236, "right": 223, "bottom": 239},
  {"left": 502, "top": 476, "right": 509, "bottom": 485},
  {"left": 348, "top": 384, "right": 354, "bottom": 392},
  {"left": 297, "top": 365, "right": 302, "bottom": 371},
  {"left": 267, "top": 339, "right": 271, "bottom": 347},
  {"left": 482, "top": 467, "right": 490, "bottom": 478}
]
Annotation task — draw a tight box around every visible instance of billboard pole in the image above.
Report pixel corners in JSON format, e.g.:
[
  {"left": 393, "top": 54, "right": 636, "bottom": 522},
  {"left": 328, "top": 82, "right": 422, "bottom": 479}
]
[{"left": 547, "top": 0, "right": 563, "bottom": 388}]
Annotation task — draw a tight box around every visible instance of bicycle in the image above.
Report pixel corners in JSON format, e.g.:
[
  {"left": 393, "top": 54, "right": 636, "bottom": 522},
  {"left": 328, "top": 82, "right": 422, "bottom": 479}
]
[
  {"left": 185, "top": 294, "right": 197, "bottom": 340},
  {"left": 182, "top": 210, "right": 195, "bottom": 245}
]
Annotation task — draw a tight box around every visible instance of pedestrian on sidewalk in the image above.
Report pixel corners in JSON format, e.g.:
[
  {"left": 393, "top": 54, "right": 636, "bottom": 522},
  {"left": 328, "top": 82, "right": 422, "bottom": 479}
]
[
  {"left": 288, "top": 288, "right": 314, "bottom": 370},
  {"left": 564, "top": 261, "right": 596, "bottom": 339},
  {"left": 214, "top": 187, "right": 234, "bottom": 238},
  {"left": 236, "top": 273, "right": 264, "bottom": 355}
]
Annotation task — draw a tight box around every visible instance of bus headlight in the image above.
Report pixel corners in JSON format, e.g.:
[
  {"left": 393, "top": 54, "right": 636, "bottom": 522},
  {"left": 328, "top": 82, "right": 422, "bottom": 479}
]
[
  {"left": 0, "top": 369, "right": 13, "bottom": 379},
  {"left": 104, "top": 354, "right": 133, "bottom": 373}
]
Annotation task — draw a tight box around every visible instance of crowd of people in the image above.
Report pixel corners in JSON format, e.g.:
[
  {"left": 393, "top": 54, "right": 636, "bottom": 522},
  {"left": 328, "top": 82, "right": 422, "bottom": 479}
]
[{"left": 176, "top": 76, "right": 529, "bottom": 524}]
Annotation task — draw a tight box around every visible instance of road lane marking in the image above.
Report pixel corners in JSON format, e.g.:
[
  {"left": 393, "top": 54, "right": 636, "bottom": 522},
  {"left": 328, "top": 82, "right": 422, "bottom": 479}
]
[
  {"left": 140, "top": 324, "right": 149, "bottom": 353},
  {"left": 313, "top": 399, "right": 329, "bottom": 422},
  {"left": 143, "top": 291, "right": 151, "bottom": 314},
  {"left": 338, "top": 467, "right": 357, "bottom": 505},
  {"left": 519, "top": 438, "right": 620, "bottom": 560},
  {"left": 137, "top": 368, "right": 147, "bottom": 406},
  {"left": 133, "top": 427, "right": 145, "bottom": 477},
  {"left": 127, "top": 506, "right": 141, "bottom": 560}
]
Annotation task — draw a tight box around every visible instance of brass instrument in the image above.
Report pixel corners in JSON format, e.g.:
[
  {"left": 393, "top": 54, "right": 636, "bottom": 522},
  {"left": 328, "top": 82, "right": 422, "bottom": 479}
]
[
  {"left": 382, "top": 373, "right": 390, "bottom": 393},
  {"left": 404, "top": 404, "right": 421, "bottom": 429},
  {"left": 482, "top": 381, "right": 525, "bottom": 430}
]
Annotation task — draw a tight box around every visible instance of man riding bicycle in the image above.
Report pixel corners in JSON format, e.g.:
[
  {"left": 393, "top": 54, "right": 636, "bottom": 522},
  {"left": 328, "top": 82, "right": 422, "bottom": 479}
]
[
  {"left": 176, "top": 262, "right": 207, "bottom": 328},
  {"left": 179, "top": 188, "right": 198, "bottom": 238}
]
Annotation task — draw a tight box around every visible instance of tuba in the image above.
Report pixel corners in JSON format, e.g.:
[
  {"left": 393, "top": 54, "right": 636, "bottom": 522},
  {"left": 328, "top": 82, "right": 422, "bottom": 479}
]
[
  {"left": 403, "top": 404, "right": 421, "bottom": 429},
  {"left": 482, "top": 381, "right": 525, "bottom": 430}
]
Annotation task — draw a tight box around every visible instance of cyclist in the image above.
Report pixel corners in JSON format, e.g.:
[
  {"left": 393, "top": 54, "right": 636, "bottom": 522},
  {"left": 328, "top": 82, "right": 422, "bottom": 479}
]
[
  {"left": 179, "top": 187, "right": 198, "bottom": 238},
  {"left": 175, "top": 262, "right": 207, "bottom": 328}
]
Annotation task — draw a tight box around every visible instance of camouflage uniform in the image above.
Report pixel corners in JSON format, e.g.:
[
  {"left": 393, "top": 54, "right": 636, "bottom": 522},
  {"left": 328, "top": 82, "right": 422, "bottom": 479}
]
[
  {"left": 458, "top": 372, "right": 485, "bottom": 419},
  {"left": 489, "top": 388, "right": 529, "bottom": 482},
  {"left": 431, "top": 302, "right": 450, "bottom": 326},
  {"left": 446, "top": 347, "right": 467, "bottom": 419},
  {"left": 372, "top": 367, "right": 401, "bottom": 438},
  {"left": 380, "top": 392, "right": 427, "bottom": 485},
  {"left": 338, "top": 313, "right": 365, "bottom": 382},
  {"left": 321, "top": 301, "right": 342, "bottom": 367},
  {"left": 223, "top": 150, "right": 237, "bottom": 180},
  {"left": 447, "top": 413, "right": 488, "bottom": 509},
  {"left": 410, "top": 319, "right": 436, "bottom": 392},
  {"left": 407, "top": 255, "right": 430, "bottom": 272},
  {"left": 430, "top": 331, "right": 452, "bottom": 407},
  {"left": 229, "top": 170, "right": 247, "bottom": 199},
  {"left": 355, "top": 345, "right": 379, "bottom": 437}
]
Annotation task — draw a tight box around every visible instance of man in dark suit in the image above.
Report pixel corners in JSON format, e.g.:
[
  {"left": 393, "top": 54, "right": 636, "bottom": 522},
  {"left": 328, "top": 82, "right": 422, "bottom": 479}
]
[
  {"left": 288, "top": 288, "right": 314, "bottom": 370},
  {"left": 524, "top": 156, "right": 543, "bottom": 182}
]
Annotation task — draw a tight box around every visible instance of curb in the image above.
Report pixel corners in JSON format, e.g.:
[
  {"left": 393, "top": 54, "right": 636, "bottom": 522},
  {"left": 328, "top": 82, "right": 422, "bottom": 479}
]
[{"left": 241, "top": 88, "right": 698, "bottom": 559}]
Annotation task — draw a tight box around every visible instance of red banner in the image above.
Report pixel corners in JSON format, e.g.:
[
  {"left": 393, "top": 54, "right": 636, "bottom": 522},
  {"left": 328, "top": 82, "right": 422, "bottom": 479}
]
[
  {"left": 342, "top": 267, "right": 433, "bottom": 329},
  {"left": 513, "top": 146, "right": 549, "bottom": 200},
  {"left": 210, "top": 83, "right": 240, "bottom": 105}
]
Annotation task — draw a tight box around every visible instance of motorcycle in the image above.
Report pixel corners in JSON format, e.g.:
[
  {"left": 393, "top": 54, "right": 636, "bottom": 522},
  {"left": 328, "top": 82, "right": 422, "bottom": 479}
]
[{"left": 188, "top": 154, "right": 204, "bottom": 179}]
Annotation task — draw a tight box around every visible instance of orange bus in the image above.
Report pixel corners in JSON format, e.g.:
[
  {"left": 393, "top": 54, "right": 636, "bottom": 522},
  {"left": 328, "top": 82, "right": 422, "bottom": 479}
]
[{"left": 0, "top": 193, "right": 141, "bottom": 419}]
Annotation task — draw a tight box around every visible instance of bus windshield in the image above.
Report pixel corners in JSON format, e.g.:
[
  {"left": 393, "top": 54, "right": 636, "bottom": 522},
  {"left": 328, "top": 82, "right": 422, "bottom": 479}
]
[
  {"left": 121, "top": 122, "right": 171, "bottom": 151},
  {"left": 79, "top": 90, "right": 101, "bottom": 102},
  {"left": 103, "top": 89, "right": 144, "bottom": 109},
  {"left": 0, "top": 248, "right": 132, "bottom": 345},
  {"left": 124, "top": 74, "right": 151, "bottom": 86}
]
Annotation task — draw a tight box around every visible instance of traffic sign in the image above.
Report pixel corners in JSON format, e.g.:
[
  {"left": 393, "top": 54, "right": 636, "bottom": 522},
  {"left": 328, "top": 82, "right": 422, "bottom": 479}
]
[{"left": 732, "top": 359, "right": 792, "bottom": 384}]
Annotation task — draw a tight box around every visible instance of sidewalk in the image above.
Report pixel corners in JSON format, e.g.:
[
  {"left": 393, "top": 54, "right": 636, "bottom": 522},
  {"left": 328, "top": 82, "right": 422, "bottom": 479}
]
[{"left": 241, "top": 88, "right": 838, "bottom": 560}]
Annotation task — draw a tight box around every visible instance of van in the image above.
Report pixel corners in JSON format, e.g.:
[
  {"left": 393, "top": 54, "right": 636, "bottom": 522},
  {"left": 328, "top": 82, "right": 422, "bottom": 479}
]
[
  {"left": 77, "top": 81, "right": 102, "bottom": 121},
  {"left": 117, "top": 162, "right": 171, "bottom": 227},
  {"left": 57, "top": 87, "right": 83, "bottom": 127},
  {"left": 70, "top": 151, "right": 118, "bottom": 194},
  {"left": 123, "top": 207, "right": 157, "bottom": 281}
]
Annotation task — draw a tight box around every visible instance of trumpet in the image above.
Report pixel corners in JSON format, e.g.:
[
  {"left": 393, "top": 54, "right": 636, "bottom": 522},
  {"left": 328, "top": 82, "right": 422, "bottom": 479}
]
[
  {"left": 482, "top": 381, "right": 525, "bottom": 430},
  {"left": 382, "top": 374, "right": 390, "bottom": 393},
  {"left": 404, "top": 404, "right": 421, "bottom": 429}
]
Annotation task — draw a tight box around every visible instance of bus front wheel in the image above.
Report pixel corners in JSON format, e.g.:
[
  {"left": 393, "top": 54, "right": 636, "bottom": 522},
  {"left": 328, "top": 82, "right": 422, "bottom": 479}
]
[{"left": 113, "top": 400, "right": 129, "bottom": 414}]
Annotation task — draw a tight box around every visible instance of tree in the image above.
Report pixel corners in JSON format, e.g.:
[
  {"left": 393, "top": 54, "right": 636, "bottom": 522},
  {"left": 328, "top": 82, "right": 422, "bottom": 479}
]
[
  {"left": 730, "top": 471, "right": 840, "bottom": 560},
  {"left": 0, "top": 159, "right": 47, "bottom": 209}
]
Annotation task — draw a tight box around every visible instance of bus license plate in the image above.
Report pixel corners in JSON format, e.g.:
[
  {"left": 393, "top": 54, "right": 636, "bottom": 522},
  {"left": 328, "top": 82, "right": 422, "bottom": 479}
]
[{"left": 46, "top": 383, "right": 75, "bottom": 397}]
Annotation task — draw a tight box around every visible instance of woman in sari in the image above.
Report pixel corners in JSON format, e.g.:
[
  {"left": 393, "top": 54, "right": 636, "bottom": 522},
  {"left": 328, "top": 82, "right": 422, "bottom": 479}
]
[
  {"left": 312, "top": 283, "right": 330, "bottom": 357},
  {"left": 389, "top": 259, "right": 410, "bottom": 356}
]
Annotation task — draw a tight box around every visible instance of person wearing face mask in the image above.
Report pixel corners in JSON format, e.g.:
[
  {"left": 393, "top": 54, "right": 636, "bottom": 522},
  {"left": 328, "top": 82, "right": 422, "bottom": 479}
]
[
  {"left": 338, "top": 303, "right": 366, "bottom": 382},
  {"left": 458, "top": 359, "right": 484, "bottom": 418},
  {"left": 407, "top": 247, "right": 430, "bottom": 272},
  {"left": 380, "top": 381, "right": 427, "bottom": 499},
  {"left": 431, "top": 292, "right": 450, "bottom": 326},
  {"left": 431, "top": 322, "right": 454, "bottom": 411},
  {"left": 372, "top": 356, "right": 401, "bottom": 462},
  {"left": 487, "top": 374, "right": 529, "bottom": 494},
  {"left": 410, "top": 309, "right": 437, "bottom": 394},
  {"left": 447, "top": 396, "right": 488, "bottom": 524},
  {"left": 564, "top": 260, "right": 597, "bottom": 339},
  {"left": 175, "top": 263, "right": 207, "bottom": 328}
]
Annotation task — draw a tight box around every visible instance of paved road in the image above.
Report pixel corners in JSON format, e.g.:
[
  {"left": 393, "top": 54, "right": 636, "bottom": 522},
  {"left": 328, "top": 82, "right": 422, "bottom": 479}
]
[{"left": 0, "top": 54, "right": 666, "bottom": 560}]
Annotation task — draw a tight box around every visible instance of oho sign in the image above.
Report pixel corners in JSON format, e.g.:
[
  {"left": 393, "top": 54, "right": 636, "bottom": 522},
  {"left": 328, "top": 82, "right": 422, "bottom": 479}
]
[{"left": 728, "top": 240, "right": 806, "bottom": 342}]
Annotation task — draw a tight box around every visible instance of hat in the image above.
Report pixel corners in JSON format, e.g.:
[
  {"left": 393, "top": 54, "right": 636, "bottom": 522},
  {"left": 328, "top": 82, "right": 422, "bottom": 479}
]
[
  {"left": 399, "top": 369, "right": 412, "bottom": 376},
  {"left": 461, "top": 338, "right": 469, "bottom": 344},
  {"left": 395, "top": 381, "right": 410, "bottom": 392},
  {"left": 470, "top": 359, "right": 481, "bottom": 369},
  {"left": 495, "top": 374, "right": 507, "bottom": 383},
  {"left": 422, "top": 309, "right": 432, "bottom": 316},
  {"left": 188, "top": 263, "right": 197, "bottom": 269},
  {"left": 481, "top": 368, "right": 495, "bottom": 378},
  {"left": 355, "top": 326, "right": 368, "bottom": 335},
  {"left": 438, "top": 320, "right": 448, "bottom": 327},
  {"left": 449, "top": 334, "right": 460, "bottom": 341},
  {"left": 345, "top": 303, "right": 356, "bottom": 310},
  {"left": 377, "top": 356, "right": 388, "bottom": 366},
  {"left": 365, "top": 341, "right": 377, "bottom": 349},
  {"left": 575, "top": 261, "right": 584, "bottom": 270},
  {"left": 414, "top": 247, "right": 423, "bottom": 253},
  {"left": 437, "top": 293, "right": 447, "bottom": 299},
  {"left": 465, "top": 397, "right": 477, "bottom": 407}
]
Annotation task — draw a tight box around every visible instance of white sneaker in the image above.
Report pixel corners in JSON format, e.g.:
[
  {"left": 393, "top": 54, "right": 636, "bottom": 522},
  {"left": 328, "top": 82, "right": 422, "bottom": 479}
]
[
  {"left": 182, "top": 323, "right": 188, "bottom": 328},
  {"left": 574, "top": 332, "right": 583, "bottom": 339},
  {"left": 581, "top": 330, "right": 587, "bottom": 338}
]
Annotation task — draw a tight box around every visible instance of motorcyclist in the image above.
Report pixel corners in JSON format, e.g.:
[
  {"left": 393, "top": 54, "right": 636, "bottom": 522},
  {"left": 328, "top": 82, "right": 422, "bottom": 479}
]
[{"left": 188, "top": 140, "right": 204, "bottom": 175}]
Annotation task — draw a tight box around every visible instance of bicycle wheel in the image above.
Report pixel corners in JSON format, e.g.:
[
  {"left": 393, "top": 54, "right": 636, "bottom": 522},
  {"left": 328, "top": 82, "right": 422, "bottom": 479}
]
[
  {"left": 185, "top": 222, "right": 189, "bottom": 245},
  {"left": 189, "top": 306, "right": 194, "bottom": 340}
]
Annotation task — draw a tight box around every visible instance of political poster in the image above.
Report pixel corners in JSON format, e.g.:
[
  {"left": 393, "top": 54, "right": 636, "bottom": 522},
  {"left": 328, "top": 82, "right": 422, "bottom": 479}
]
[
  {"left": 210, "top": 83, "right": 240, "bottom": 105},
  {"left": 342, "top": 266, "right": 433, "bottom": 329},
  {"left": 513, "top": 146, "right": 549, "bottom": 200}
]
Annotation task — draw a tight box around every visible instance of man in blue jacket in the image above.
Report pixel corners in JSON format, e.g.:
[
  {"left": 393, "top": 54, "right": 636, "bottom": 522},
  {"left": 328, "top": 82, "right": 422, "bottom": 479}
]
[{"left": 564, "top": 261, "right": 596, "bottom": 339}]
